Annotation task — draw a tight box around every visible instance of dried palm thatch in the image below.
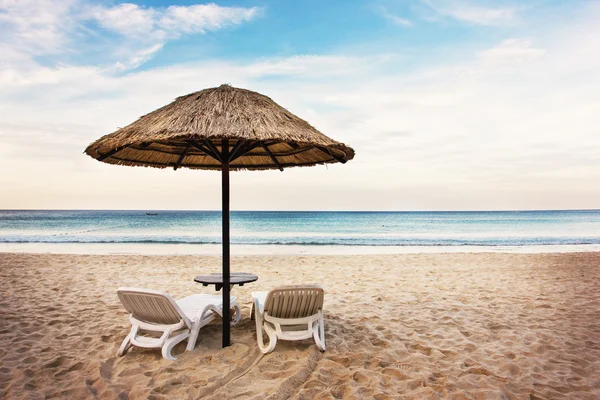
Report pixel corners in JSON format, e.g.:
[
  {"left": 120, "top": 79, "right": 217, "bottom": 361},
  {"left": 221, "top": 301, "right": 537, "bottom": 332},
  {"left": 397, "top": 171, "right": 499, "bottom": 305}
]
[{"left": 85, "top": 84, "right": 354, "bottom": 170}]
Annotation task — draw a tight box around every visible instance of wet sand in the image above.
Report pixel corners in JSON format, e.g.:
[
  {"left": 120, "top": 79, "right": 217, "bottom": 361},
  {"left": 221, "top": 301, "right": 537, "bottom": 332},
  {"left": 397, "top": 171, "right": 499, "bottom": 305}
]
[{"left": 1, "top": 252, "right": 599, "bottom": 399}]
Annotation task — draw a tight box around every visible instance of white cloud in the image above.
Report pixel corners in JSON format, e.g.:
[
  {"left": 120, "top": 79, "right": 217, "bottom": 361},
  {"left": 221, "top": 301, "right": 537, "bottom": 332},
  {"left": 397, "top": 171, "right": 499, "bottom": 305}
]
[
  {"left": 0, "top": 0, "right": 80, "bottom": 56},
  {"left": 0, "top": 0, "right": 260, "bottom": 72},
  {"left": 388, "top": 15, "right": 413, "bottom": 27},
  {"left": 113, "top": 43, "right": 165, "bottom": 71},
  {"left": 160, "top": 4, "right": 260, "bottom": 35},
  {"left": 422, "top": 0, "right": 519, "bottom": 26},
  {"left": 379, "top": 9, "right": 413, "bottom": 27},
  {"left": 88, "top": 2, "right": 260, "bottom": 40},
  {"left": 477, "top": 38, "right": 545, "bottom": 66},
  {"left": 245, "top": 55, "right": 388, "bottom": 78},
  {"left": 88, "top": 3, "right": 157, "bottom": 38},
  {"left": 375, "top": 5, "right": 413, "bottom": 27}
]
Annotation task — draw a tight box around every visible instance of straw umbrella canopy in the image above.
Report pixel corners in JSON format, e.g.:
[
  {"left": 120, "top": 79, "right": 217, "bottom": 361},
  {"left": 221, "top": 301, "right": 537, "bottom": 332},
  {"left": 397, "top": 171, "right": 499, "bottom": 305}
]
[{"left": 84, "top": 84, "right": 354, "bottom": 347}]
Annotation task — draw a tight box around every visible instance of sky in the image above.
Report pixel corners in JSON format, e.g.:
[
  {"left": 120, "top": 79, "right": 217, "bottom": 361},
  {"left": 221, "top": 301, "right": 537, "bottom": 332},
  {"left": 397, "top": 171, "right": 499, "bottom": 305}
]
[{"left": 0, "top": 0, "right": 599, "bottom": 211}]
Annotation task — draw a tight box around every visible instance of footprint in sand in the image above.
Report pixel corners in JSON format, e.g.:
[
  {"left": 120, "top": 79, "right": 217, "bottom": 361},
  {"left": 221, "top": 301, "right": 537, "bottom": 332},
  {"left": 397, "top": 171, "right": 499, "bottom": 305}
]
[
  {"left": 44, "top": 355, "right": 70, "bottom": 369},
  {"left": 382, "top": 367, "right": 411, "bottom": 380},
  {"left": 100, "top": 358, "right": 115, "bottom": 380},
  {"left": 54, "top": 362, "right": 84, "bottom": 378}
]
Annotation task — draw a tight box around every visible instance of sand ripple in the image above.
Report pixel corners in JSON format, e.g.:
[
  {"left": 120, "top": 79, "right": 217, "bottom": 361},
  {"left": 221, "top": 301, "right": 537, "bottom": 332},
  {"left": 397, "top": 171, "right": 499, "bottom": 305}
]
[{"left": 1, "top": 252, "right": 599, "bottom": 399}]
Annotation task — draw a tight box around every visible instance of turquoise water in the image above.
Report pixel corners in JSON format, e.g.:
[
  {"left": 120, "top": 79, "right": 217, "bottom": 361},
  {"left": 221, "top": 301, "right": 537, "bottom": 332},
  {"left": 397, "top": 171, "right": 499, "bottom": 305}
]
[{"left": 0, "top": 210, "right": 599, "bottom": 247}]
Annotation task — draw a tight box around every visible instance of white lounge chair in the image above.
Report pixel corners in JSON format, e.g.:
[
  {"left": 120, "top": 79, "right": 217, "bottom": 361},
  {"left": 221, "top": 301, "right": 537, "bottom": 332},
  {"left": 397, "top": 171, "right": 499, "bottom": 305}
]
[
  {"left": 116, "top": 287, "right": 241, "bottom": 360},
  {"left": 251, "top": 285, "right": 326, "bottom": 354}
]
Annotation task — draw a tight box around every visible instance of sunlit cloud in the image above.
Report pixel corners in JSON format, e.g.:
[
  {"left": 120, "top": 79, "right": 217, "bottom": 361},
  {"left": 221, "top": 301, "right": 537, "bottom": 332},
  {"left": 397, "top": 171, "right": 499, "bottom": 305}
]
[
  {"left": 87, "top": 2, "right": 260, "bottom": 40},
  {"left": 377, "top": 7, "right": 413, "bottom": 27},
  {"left": 421, "top": 0, "right": 519, "bottom": 26},
  {"left": 0, "top": 0, "right": 260, "bottom": 72}
]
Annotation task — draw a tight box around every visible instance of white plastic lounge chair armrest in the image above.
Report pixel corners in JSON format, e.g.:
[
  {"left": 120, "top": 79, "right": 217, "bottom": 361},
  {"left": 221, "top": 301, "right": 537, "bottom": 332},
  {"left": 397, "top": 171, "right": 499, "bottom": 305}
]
[{"left": 251, "top": 291, "right": 268, "bottom": 315}]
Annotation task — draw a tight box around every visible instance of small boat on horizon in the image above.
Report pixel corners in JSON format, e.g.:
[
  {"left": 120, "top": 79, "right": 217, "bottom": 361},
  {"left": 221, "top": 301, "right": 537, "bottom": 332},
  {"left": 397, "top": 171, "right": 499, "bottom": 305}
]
[{"left": 146, "top": 212, "right": 158, "bottom": 216}]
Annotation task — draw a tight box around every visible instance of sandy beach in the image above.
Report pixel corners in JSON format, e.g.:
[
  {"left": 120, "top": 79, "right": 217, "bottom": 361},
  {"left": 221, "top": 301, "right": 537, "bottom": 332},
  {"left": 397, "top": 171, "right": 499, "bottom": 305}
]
[{"left": 1, "top": 251, "right": 599, "bottom": 399}]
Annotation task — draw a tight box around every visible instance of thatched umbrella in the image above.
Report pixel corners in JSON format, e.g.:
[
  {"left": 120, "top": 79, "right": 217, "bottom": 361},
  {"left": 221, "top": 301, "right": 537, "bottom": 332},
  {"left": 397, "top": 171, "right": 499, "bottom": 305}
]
[{"left": 85, "top": 84, "right": 354, "bottom": 347}]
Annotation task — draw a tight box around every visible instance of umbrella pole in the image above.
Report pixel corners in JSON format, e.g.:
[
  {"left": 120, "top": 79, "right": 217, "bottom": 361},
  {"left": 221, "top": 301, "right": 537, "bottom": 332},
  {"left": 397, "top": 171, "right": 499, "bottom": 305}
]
[{"left": 222, "top": 140, "right": 231, "bottom": 348}]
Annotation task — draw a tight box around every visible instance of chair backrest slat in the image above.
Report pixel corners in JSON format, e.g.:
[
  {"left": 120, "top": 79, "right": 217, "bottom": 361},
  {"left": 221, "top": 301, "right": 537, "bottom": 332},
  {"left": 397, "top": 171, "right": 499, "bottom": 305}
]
[
  {"left": 298, "top": 293, "right": 309, "bottom": 317},
  {"left": 289, "top": 292, "right": 298, "bottom": 318},
  {"left": 264, "top": 285, "right": 324, "bottom": 319},
  {"left": 117, "top": 288, "right": 187, "bottom": 325}
]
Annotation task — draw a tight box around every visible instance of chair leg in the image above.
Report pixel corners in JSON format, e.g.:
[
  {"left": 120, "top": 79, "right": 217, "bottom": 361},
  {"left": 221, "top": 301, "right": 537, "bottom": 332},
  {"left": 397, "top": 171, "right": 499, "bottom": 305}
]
[
  {"left": 186, "top": 323, "right": 201, "bottom": 351},
  {"left": 261, "top": 324, "right": 278, "bottom": 354},
  {"left": 313, "top": 313, "right": 326, "bottom": 352},
  {"left": 231, "top": 303, "right": 241, "bottom": 326},
  {"left": 255, "top": 312, "right": 277, "bottom": 354},
  {"left": 117, "top": 331, "right": 133, "bottom": 357},
  {"left": 258, "top": 324, "right": 277, "bottom": 354},
  {"left": 162, "top": 331, "right": 190, "bottom": 361}
]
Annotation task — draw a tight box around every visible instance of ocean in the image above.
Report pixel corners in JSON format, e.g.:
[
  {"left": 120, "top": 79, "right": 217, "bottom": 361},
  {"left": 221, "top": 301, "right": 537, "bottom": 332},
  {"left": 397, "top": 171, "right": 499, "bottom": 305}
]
[{"left": 1, "top": 210, "right": 599, "bottom": 254}]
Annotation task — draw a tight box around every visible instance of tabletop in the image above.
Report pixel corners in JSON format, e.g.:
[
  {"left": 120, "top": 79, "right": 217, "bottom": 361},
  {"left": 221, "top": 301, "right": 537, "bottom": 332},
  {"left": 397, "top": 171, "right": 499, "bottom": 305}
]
[{"left": 194, "top": 272, "right": 258, "bottom": 291}]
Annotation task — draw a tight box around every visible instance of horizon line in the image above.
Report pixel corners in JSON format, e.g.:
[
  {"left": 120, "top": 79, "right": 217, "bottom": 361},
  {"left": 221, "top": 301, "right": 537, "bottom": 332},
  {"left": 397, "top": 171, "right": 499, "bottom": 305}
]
[{"left": 1, "top": 208, "right": 599, "bottom": 213}]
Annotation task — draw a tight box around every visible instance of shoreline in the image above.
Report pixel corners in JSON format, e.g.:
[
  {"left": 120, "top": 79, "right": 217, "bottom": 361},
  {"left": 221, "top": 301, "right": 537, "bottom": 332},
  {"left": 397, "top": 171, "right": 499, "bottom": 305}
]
[{"left": 2, "top": 242, "right": 600, "bottom": 255}]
